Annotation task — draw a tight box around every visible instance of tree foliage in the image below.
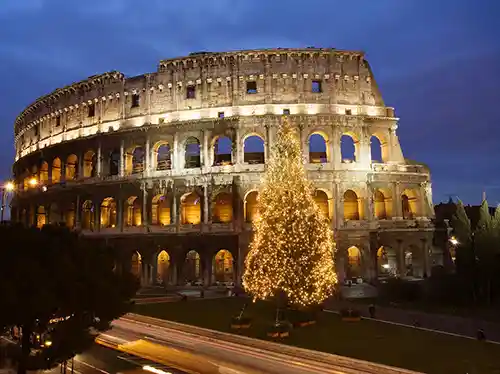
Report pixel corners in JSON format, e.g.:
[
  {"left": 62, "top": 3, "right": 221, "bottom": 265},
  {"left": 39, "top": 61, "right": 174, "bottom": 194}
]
[
  {"left": 242, "top": 116, "right": 337, "bottom": 307},
  {"left": 0, "top": 223, "right": 138, "bottom": 373}
]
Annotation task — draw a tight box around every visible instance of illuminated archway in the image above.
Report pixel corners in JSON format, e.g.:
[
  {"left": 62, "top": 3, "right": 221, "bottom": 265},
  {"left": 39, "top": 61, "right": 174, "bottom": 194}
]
[
  {"left": 65, "top": 203, "right": 75, "bottom": 228},
  {"left": 127, "top": 147, "right": 144, "bottom": 174},
  {"left": 39, "top": 161, "right": 49, "bottom": 183},
  {"left": 374, "top": 189, "right": 390, "bottom": 219},
  {"left": 65, "top": 154, "right": 78, "bottom": 180},
  {"left": 213, "top": 250, "right": 234, "bottom": 282},
  {"left": 83, "top": 150, "right": 96, "bottom": 178},
  {"left": 377, "top": 246, "right": 390, "bottom": 276},
  {"left": 125, "top": 196, "right": 142, "bottom": 226},
  {"left": 131, "top": 251, "right": 142, "bottom": 278},
  {"left": 313, "top": 190, "right": 329, "bottom": 219},
  {"left": 157, "top": 250, "right": 170, "bottom": 284},
  {"left": 154, "top": 142, "right": 171, "bottom": 171},
  {"left": 81, "top": 200, "right": 94, "bottom": 230},
  {"left": 343, "top": 190, "right": 360, "bottom": 220},
  {"left": 183, "top": 250, "right": 201, "bottom": 282},
  {"left": 347, "top": 246, "right": 361, "bottom": 278},
  {"left": 36, "top": 206, "right": 46, "bottom": 228},
  {"left": 308, "top": 133, "right": 328, "bottom": 163},
  {"left": 245, "top": 191, "right": 259, "bottom": 223},
  {"left": 370, "top": 135, "right": 382, "bottom": 163},
  {"left": 213, "top": 192, "right": 233, "bottom": 223},
  {"left": 181, "top": 192, "right": 201, "bottom": 224},
  {"left": 151, "top": 194, "right": 171, "bottom": 225},
  {"left": 402, "top": 188, "right": 419, "bottom": 219},
  {"left": 101, "top": 197, "right": 117, "bottom": 228},
  {"left": 243, "top": 135, "right": 265, "bottom": 164},
  {"left": 52, "top": 158, "right": 62, "bottom": 183}
]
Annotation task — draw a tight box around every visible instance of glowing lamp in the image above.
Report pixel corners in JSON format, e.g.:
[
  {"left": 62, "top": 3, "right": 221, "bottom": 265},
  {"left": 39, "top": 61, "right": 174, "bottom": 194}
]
[
  {"left": 449, "top": 236, "right": 459, "bottom": 246},
  {"left": 4, "top": 182, "right": 14, "bottom": 191},
  {"left": 29, "top": 178, "right": 38, "bottom": 187}
]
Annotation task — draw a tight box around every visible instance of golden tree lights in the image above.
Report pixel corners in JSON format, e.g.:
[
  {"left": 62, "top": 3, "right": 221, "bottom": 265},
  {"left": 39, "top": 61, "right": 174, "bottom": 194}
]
[{"left": 242, "top": 116, "right": 337, "bottom": 307}]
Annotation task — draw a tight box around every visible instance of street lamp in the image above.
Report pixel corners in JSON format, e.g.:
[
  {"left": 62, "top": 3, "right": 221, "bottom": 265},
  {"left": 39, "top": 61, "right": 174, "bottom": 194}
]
[
  {"left": 1, "top": 181, "right": 15, "bottom": 222},
  {"left": 449, "top": 236, "right": 459, "bottom": 246}
]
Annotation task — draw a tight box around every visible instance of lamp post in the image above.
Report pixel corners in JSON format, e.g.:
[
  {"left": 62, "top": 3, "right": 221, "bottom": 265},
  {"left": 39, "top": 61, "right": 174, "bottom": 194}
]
[{"left": 1, "top": 181, "right": 14, "bottom": 222}]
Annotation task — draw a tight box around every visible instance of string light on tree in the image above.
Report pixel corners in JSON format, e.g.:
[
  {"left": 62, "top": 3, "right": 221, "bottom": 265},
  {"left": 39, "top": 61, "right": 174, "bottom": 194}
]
[{"left": 242, "top": 116, "right": 337, "bottom": 307}]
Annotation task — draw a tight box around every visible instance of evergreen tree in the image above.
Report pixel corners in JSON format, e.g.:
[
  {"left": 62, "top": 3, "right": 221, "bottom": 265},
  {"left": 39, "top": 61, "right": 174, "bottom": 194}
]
[
  {"left": 0, "top": 223, "right": 138, "bottom": 374},
  {"left": 242, "top": 116, "right": 337, "bottom": 307}
]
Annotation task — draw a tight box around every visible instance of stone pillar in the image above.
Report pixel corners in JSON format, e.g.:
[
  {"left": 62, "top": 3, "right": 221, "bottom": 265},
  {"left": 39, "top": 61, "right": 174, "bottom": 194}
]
[
  {"left": 419, "top": 183, "right": 427, "bottom": 218},
  {"left": 170, "top": 262, "right": 178, "bottom": 286},
  {"left": 265, "top": 124, "right": 271, "bottom": 161},
  {"left": 392, "top": 182, "right": 402, "bottom": 218},
  {"left": 97, "top": 142, "right": 102, "bottom": 177},
  {"left": 119, "top": 139, "right": 125, "bottom": 177},
  {"left": 144, "top": 135, "right": 150, "bottom": 176},
  {"left": 422, "top": 239, "right": 431, "bottom": 277},
  {"left": 332, "top": 128, "right": 342, "bottom": 169},
  {"left": 203, "top": 184, "right": 209, "bottom": 225},
  {"left": 78, "top": 153, "right": 84, "bottom": 179},
  {"left": 94, "top": 202, "right": 101, "bottom": 232},
  {"left": 203, "top": 130, "right": 209, "bottom": 169},
  {"left": 60, "top": 163, "right": 66, "bottom": 182},
  {"left": 171, "top": 192, "right": 177, "bottom": 225},
  {"left": 75, "top": 195, "right": 81, "bottom": 229},
  {"left": 365, "top": 183, "right": 374, "bottom": 221},
  {"left": 396, "top": 240, "right": 405, "bottom": 276},
  {"left": 173, "top": 133, "right": 180, "bottom": 171},
  {"left": 203, "top": 255, "right": 212, "bottom": 287},
  {"left": 118, "top": 198, "right": 124, "bottom": 232},
  {"left": 142, "top": 184, "right": 148, "bottom": 227},
  {"left": 235, "top": 127, "right": 242, "bottom": 165}
]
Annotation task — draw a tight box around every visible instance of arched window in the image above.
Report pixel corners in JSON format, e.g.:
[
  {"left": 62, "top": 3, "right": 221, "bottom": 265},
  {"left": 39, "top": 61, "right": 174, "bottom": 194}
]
[
  {"left": 131, "top": 251, "right": 142, "bottom": 278},
  {"left": 65, "top": 203, "right": 75, "bottom": 228},
  {"left": 184, "top": 250, "right": 200, "bottom": 282},
  {"left": 243, "top": 135, "right": 265, "bottom": 164},
  {"left": 66, "top": 154, "right": 78, "bottom": 180},
  {"left": 309, "top": 133, "right": 328, "bottom": 163},
  {"left": 40, "top": 161, "right": 49, "bottom": 183},
  {"left": 181, "top": 192, "right": 201, "bottom": 224},
  {"left": 313, "top": 190, "right": 329, "bottom": 219},
  {"left": 374, "top": 189, "right": 387, "bottom": 219},
  {"left": 125, "top": 196, "right": 142, "bottom": 226},
  {"left": 213, "top": 192, "right": 233, "bottom": 223},
  {"left": 157, "top": 250, "right": 170, "bottom": 284},
  {"left": 341, "top": 134, "right": 358, "bottom": 163},
  {"left": 36, "top": 206, "right": 46, "bottom": 228},
  {"left": 213, "top": 250, "right": 234, "bottom": 282},
  {"left": 155, "top": 142, "right": 171, "bottom": 170},
  {"left": 109, "top": 149, "right": 120, "bottom": 176},
  {"left": 83, "top": 150, "right": 96, "bottom": 178},
  {"left": 129, "top": 147, "right": 145, "bottom": 174},
  {"left": 347, "top": 246, "right": 362, "bottom": 278},
  {"left": 151, "top": 195, "right": 171, "bottom": 225},
  {"left": 185, "top": 137, "right": 201, "bottom": 168},
  {"left": 245, "top": 191, "right": 259, "bottom": 223},
  {"left": 213, "top": 136, "right": 232, "bottom": 166},
  {"left": 101, "top": 197, "right": 117, "bottom": 228},
  {"left": 370, "top": 136, "right": 382, "bottom": 163},
  {"left": 81, "top": 200, "right": 94, "bottom": 230},
  {"left": 402, "top": 189, "right": 419, "bottom": 219},
  {"left": 52, "top": 158, "right": 62, "bottom": 183},
  {"left": 343, "top": 190, "right": 360, "bottom": 220}
]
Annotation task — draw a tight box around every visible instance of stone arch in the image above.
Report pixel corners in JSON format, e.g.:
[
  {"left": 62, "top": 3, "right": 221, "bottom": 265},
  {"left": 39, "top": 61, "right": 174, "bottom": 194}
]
[
  {"left": 109, "top": 149, "right": 120, "bottom": 176},
  {"left": 183, "top": 250, "right": 201, "bottom": 282},
  {"left": 213, "top": 192, "right": 233, "bottom": 223},
  {"left": 371, "top": 132, "right": 389, "bottom": 163},
  {"left": 213, "top": 249, "right": 234, "bottom": 282},
  {"left": 340, "top": 132, "right": 359, "bottom": 163},
  {"left": 181, "top": 192, "right": 201, "bottom": 224},
  {"left": 374, "top": 188, "right": 392, "bottom": 219},
  {"left": 184, "top": 137, "right": 201, "bottom": 168},
  {"left": 131, "top": 251, "right": 142, "bottom": 278},
  {"left": 52, "top": 157, "right": 62, "bottom": 183},
  {"left": 39, "top": 161, "right": 49, "bottom": 183},
  {"left": 343, "top": 189, "right": 360, "bottom": 220},
  {"left": 65, "top": 154, "right": 78, "bottom": 180},
  {"left": 212, "top": 135, "right": 232, "bottom": 166},
  {"left": 125, "top": 196, "right": 142, "bottom": 226},
  {"left": 36, "top": 206, "right": 46, "bottom": 228},
  {"left": 83, "top": 150, "right": 96, "bottom": 178},
  {"left": 151, "top": 194, "right": 171, "bottom": 225},
  {"left": 402, "top": 188, "right": 419, "bottom": 219},
  {"left": 347, "top": 246, "right": 362, "bottom": 278},
  {"left": 81, "top": 200, "right": 94, "bottom": 230},
  {"left": 244, "top": 190, "right": 259, "bottom": 223},
  {"left": 243, "top": 134, "right": 265, "bottom": 164},
  {"left": 65, "top": 203, "right": 75, "bottom": 228},
  {"left": 126, "top": 146, "right": 144, "bottom": 174},
  {"left": 313, "top": 190, "right": 330, "bottom": 220},
  {"left": 404, "top": 244, "right": 424, "bottom": 278},
  {"left": 156, "top": 250, "right": 170, "bottom": 285},
  {"left": 101, "top": 197, "right": 117, "bottom": 228},
  {"left": 153, "top": 141, "right": 171, "bottom": 171},
  {"left": 308, "top": 132, "right": 328, "bottom": 163},
  {"left": 377, "top": 246, "right": 392, "bottom": 277}
]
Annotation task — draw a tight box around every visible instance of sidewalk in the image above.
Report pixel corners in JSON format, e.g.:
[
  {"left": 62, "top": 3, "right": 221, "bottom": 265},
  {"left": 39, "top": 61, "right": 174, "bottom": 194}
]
[{"left": 325, "top": 299, "right": 500, "bottom": 342}]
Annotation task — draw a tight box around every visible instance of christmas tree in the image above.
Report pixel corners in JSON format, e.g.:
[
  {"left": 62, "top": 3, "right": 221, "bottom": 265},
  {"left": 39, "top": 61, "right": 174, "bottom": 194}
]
[{"left": 242, "top": 116, "right": 337, "bottom": 307}]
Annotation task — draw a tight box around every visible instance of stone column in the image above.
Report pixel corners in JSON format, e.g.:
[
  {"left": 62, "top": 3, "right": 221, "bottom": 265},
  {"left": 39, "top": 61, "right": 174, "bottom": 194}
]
[
  {"left": 203, "top": 130, "right": 209, "bottom": 169},
  {"left": 144, "top": 135, "right": 151, "bottom": 176},
  {"left": 203, "top": 255, "right": 212, "bottom": 287},
  {"left": 94, "top": 202, "right": 101, "bottom": 232},
  {"left": 119, "top": 139, "right": 125, "bottom": 177},
  {"left": 78, "top": 153, "right": 84, "bottom": 179},
  {"left": 265, "top": 124, "right": 271, "bottom": 161},
  {"left": 75, "top": 195, "right": 81, "bottom": 229},
  {"left": 332, "top": 128, "right": 342, "bottom": 169},
  {"left": 142, "top": 184, "right": 148, "bottom": 227},
  {"left": 173, "top": 133, "right": 180, "bottom": 171},
  {"left": 203, "top": 184, "right": 209, "bottom": 225},
  {"left": 171, "top": 191, "right": 177, "bottom": 225},
  {"left": 235, "top": 127, "right": 242, "bottom": 165},
  {"left": 392, "top": 182, "right": 402, "bottom": 218},
  {"left": 97, "top": 142, "right": 102, "bottom": 177},
  {"left": 419, "top": 182, "right": 427, "bottom": 218},
  {"left": 118, "top": 198, "right": 124, "bottom": 232},
  {"left": 396, "top": 240, "right": 405, "bottom": 276}
]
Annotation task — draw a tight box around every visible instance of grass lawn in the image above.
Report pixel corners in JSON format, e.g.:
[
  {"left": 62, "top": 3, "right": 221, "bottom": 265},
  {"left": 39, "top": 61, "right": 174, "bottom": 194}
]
[{"left": 133, "top": 297, "right": 500, "bottom": 374}]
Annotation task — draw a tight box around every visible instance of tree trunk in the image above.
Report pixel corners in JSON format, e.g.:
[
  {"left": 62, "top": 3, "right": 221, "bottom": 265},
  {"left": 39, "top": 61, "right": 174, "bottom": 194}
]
[{"left": 17, "top": 325, "right": 31, "bottom": 374}]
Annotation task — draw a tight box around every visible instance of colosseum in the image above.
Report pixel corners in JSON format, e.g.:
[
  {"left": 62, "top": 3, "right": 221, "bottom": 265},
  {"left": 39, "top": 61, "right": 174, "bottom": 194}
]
[{"left": 10, "top": 48, "right": 441, "bottom": 287}]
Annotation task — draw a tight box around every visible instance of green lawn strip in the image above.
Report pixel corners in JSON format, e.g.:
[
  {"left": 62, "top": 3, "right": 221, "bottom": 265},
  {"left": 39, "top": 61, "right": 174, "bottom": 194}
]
[{"left": 133, "top": 298, "right": 500, "bottom": 374}]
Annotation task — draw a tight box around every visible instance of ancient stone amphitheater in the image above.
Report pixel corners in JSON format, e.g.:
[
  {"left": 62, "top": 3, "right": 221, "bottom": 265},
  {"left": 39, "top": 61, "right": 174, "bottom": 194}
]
[{"left": 11, "top": 48, "right": 441, "bottom": 286}]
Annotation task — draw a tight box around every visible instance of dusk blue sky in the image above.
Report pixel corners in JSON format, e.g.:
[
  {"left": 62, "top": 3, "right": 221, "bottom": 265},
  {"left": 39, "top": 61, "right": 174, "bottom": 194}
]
[{"left": 1, "top": 0, "right": 498, "bottom": 205}]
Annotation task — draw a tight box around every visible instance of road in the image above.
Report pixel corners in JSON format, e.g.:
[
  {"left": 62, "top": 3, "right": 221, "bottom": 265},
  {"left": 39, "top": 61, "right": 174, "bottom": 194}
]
[{"left": 39, "top": 344, "right": 189, "bottom": 374}]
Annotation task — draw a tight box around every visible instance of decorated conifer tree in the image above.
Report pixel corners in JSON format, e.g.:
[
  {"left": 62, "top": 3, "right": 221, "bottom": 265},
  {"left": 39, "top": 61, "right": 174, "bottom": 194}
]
[{"left": 242, "top": 116, "right": 337, "bottom": 308}]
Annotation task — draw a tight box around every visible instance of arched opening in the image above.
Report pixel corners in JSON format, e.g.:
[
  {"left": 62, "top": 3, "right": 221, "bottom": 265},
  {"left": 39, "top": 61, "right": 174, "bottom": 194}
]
[
  {"left": 370, "top": 135, "right": 382, "bottom": 163},
  {"left": 377, "top": 246, "right": 391, "bottom": 276},
  {"left": 313, "top": 190, "right": 330, "bottom": 219},
  {"left": 65, "top": 154, "right": 78, "bottom": 180},
  {"left": 245, "top": 191, "right": 259, "bottom": 223},
  {"left": 151, "top": 194, "right": 171, "bottom": 225},
  {"left": 243, "top": 135, "right": 265, "bottom": 164},
  {"left": 36, "top": 206, "right": 46, "bottom": 228},
  {"left": 404, "top": 248, "right": 413, "bottom": 277},
  {"left": 155, "top": 142, "right": 171, "bottom": 171},
  {"left": 83, "top": 150, "right": 96, "bottom": 178},
  {"left": 65, "top": 203, "right": 75, "bottom": 228},
  {"left": 109, "top": 149, "right": 120, "bottom": 176},
  {"left": 181, "top": 192, "right": 201, "bottom": 224},
  {"left": 157, "top": 250, "right": 170, "bottom": 285},
  {"left": 374, "top": 189, "right": 391, "bottom": 219},
  {"left": 213, "top": 250, "right": 234, "bottom": 282},
  {"left": 101, "top": 197, "right": 117, "bottom": 228},
  {"left": 343, "top": 190, "right": 360, "bottom": 221},
  {"left": 125, "top": 196, "right": 142, "bottom": 226},
  {"left": 52, "top": 158, "right": 62, "bottom": 183},
  {"left": 127, "top": 146, "right": 144, "bottom": 174},
  {"left": 183, "top": 250, "right": 201, "bottom": 283},
  {"left": 213, "top": 136, "right": 232, "bottom": 166},
  {"left": 347, "top": 246, "right": 362, "bottom": 278},
  {"left": 131, "top": 251, "right": 142, "bottom": 278},
  {"left": 402, "top": 188, "right": 419, "bottom": 219},
  {"left": 39, "top": 161, "right": 49, "bottom": 183},
  {"left": 81, "top": 200, "right": 94, "bottom": 230},
  {"left": 185, "top": 137, "right": 201, "bottom": 168},
  {"left": 309, "top": 133, "right": 328, "bottom": 163},
  {"left": 213, "top": 192, "right": 233, "bottom": 223},
  {"left": 49, "top": 203, "right": 61, "bottom": 224},
  {"left": 340, "top": 134, "right": 357, "bottom": 163}
]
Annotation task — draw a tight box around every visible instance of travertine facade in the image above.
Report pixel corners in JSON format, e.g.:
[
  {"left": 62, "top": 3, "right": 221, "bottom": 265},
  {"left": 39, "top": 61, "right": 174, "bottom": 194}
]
[{"left": 11, "top": 48, "right": 441, "bottom": 286}]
